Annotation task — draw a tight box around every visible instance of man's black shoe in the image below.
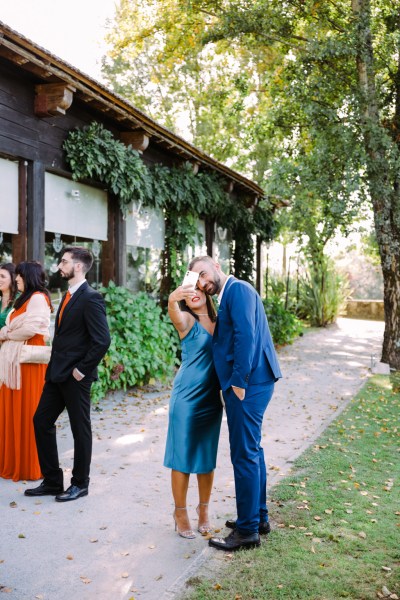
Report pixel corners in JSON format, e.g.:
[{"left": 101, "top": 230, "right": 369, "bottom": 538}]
[
  {"left": 55, "top": 485, "right": 88, "bottom": 502},
  {"left": 24, "top": 482, "right": 64, "bottom": 497},
  {"left": 225, "top": 519, "right": 271, "bottom": 535},
  {"left": 24, "top": 481, "right": 64, "bottom": 496},
  {"left": 209, "top": 529, "right": 260, "bottom": 551}
]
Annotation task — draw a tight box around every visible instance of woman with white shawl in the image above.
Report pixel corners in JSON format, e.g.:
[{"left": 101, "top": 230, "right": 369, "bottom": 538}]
[{"left": 0, "top": 261, "right": 52, "bottom": 481}]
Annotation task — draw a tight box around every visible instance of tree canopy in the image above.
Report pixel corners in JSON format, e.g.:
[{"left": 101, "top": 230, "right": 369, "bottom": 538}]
[{"left": 103, "top": 0, "right": 400, "bottom": 370}]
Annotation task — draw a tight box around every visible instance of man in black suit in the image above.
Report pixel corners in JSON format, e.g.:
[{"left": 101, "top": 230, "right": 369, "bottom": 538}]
[{"left": 25, "top": 246, "right": 111, "bottom": 502}]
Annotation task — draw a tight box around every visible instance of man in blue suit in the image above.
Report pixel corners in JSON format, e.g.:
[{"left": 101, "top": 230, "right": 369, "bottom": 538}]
[{"left": 190, "top": 256, "right": 282, "bottom": 551}]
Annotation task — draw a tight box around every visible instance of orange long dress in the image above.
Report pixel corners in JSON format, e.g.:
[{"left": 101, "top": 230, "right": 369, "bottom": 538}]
[{"left": 0, "top": 297, "right": 48, "bottom": 481}]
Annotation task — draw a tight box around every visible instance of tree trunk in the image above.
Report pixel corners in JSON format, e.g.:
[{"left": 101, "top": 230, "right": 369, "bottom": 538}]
[
  {"left": 159, "top": 213, "right": 172, "bottom": 310},
  {"left": 352, "top": 0, "right": 400, "bottom": 370}
]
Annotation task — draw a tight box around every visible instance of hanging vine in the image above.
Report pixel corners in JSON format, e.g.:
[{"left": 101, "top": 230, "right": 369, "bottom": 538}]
[{"left": 63, "top": 122, "right": 275, "bottom": 288}]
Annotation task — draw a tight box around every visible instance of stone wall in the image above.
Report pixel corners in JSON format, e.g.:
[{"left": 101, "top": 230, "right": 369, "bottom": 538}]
[{"left": 345, "top": 299, "right": 384, "bottom": 321}]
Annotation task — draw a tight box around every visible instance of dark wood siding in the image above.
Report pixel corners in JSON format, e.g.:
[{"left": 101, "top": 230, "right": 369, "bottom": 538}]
[{"left": 0, "top": 59, "right": 177, "bottom": 175}]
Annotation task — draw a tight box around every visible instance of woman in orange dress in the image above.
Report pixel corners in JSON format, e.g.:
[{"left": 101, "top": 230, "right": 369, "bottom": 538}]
[{"left": 0, "top": 261, "right": 52, "bottom": 481}]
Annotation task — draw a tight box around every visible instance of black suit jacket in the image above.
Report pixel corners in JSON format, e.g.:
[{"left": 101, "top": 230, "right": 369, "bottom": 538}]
[{"left": 46, "top": 281, "right": 111, "bottom": 383}]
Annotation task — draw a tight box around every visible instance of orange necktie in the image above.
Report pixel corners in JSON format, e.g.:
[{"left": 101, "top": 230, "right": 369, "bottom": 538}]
[{"left": 58, "top": 290, "right": 71, "bottom": 324}]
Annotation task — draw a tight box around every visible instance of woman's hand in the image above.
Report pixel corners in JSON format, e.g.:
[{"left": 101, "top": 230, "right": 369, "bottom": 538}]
[{"left": 168, "top": 284, "right": 197, "bottom": 306}]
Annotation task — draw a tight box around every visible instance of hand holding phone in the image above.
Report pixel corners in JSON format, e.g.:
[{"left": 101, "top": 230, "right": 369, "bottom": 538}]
[{"left": 182, "top": 270, "right": 199, "bottom": 288}]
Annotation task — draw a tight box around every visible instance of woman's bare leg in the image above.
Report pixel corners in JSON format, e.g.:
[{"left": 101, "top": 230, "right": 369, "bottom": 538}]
[{"left": 171, "top": 469, "right": 195, "bottom": 537}]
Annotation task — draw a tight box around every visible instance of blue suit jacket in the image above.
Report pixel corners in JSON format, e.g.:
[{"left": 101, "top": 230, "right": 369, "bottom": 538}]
[{"left": 213, "top": 277, "right": 282, "bottom": 392}]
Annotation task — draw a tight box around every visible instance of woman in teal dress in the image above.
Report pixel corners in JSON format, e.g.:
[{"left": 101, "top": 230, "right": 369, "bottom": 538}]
[
  {"left": 0, "top": 264, "right": 17, "bottom": 328},
  {"left": 165, "top": 281, "right": 222, "bottom": 539}
]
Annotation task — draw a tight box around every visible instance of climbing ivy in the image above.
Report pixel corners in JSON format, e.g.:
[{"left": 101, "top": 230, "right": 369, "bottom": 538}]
[
  {"left": 63, "top": 122, "right": 151, "bottom": 214},
  {"left": 63, "top": 121, "right": 275, "bottom": 288}
]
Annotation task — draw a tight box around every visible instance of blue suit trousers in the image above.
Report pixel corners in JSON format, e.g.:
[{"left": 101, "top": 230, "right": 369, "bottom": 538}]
[{"left": 222, "top": 381, "right": 274, "bottom": 534}]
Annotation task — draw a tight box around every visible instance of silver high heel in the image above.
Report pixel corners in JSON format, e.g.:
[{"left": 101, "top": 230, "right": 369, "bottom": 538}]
[
  {"left": 196, "top": 502, "right": 212, "bottom": 534},
  {"left": 173, "top": 507, "right": 196, "bottom": 539}
]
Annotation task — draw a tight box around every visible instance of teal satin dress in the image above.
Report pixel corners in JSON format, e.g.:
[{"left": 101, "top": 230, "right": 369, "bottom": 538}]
[{"left": 164, "top": 320, "right": 222, "bottom": 474}]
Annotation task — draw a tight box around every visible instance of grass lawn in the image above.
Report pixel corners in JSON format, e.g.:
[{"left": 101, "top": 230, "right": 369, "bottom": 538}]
[{"left": 182, "top": 375, "right": 400, "bottom": 600}]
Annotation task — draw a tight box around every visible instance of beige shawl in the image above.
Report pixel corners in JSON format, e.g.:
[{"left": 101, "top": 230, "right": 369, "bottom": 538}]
[{"left": 0, "top": 294, "right": 51, "bottom": 390}]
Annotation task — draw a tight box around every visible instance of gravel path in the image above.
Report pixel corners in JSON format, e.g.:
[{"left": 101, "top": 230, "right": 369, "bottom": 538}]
[{"left": 0, "top": 318, "right": 385, "bottom": 600}]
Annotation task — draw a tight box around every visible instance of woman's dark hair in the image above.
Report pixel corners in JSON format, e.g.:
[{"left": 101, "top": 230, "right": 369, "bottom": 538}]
[
  {"left": 179, "top": 294, "right": 217, "bottom": 323},
  {"left": 14, "top": 261, "right": 53, "bottom": 312},
  {"left": 0, "top": 263, "right": 18, "bottom": 308}
]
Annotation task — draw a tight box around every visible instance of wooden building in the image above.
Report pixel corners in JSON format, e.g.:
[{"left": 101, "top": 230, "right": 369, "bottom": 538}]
[{"left": 0, "top": 22, "right": 266, "bottom": 295}]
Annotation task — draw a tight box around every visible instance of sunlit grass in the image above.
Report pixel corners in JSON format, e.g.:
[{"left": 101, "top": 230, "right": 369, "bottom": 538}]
[{"left": 182, "top": 376, "right": 400, "bottom": 600}]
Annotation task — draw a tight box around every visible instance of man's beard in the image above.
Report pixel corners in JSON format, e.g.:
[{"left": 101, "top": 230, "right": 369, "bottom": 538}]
[
  {"left": 60, "top": 268, "right": 75, "bottom": 281},
  {"left": 207, "top": 273, "right": 222, "bottom": 296}
]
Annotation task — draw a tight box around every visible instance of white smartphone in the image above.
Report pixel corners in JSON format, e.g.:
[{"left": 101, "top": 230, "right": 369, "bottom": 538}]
[{"left": 182, "top": 270, "right": 199, "bottom": 288}]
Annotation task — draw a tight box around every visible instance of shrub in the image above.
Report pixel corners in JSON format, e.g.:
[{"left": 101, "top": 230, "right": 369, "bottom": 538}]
[
  {"left": 297, "top": 259, "right": 350, "bottom": 326},
  {"left": 263, "top": 296, "right": 303, "bottom": 346},
  {"left": 91, "top": 282, "right": 179, "bottom": 403}
]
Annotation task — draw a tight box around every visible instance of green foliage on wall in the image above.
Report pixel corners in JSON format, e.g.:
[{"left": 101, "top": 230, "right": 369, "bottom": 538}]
[
  {"left": 90, "top": 282, "right": 179, "bottom": 403},
  {"left": 63, "top": 122, "right": 275, "bottom": 284},
  {"left": 63, "top": 122, "right": 151, "bottom": 213}
]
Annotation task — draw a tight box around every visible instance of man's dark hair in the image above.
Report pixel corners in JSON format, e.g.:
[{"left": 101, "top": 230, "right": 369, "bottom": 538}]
[{"left": 63, "top": 246, "right": 94, "bottom": 274}]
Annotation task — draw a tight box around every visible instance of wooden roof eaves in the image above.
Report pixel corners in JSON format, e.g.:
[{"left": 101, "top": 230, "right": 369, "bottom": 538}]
[{"left": 0, "top": 21, "right": 265, "bottom": 199}]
